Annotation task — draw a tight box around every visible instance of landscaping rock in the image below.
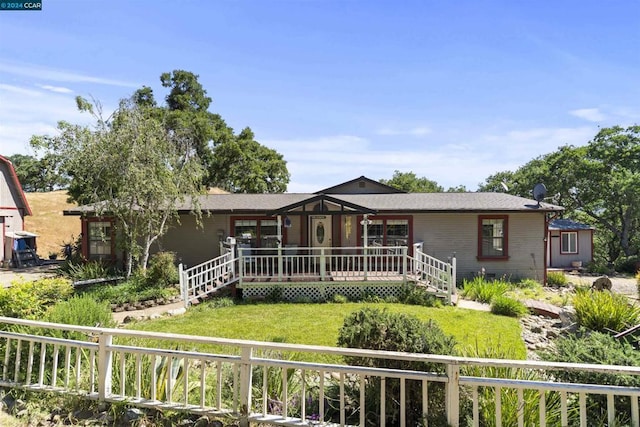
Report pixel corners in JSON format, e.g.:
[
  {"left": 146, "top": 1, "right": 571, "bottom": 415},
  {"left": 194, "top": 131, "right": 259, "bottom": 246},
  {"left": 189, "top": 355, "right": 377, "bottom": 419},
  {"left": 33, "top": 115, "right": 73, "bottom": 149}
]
[
  {"left": 520, "top": 314, "right": 562, "bottom": 359},
  {"left": 559, "top": 305, "right": 576, "bottom": 324},
  {"left": 124, "top": 407, "right": 144, "bottom": 423},
  {"left": 167, "top": 307, "right": 187, "bottom": 316}
]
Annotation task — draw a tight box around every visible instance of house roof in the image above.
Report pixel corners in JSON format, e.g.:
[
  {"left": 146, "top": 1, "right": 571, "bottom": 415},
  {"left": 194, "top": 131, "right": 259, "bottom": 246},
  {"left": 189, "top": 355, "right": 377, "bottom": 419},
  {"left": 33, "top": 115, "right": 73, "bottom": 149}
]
[
  {"left": 0, "top": 155, "right": 32, "bottom": 216},
  {"left": 549, "top": 219, "right": 594, "bottom": 230},
  {"left": 65, "top": 191, "right": 563, "bottom": 216}
]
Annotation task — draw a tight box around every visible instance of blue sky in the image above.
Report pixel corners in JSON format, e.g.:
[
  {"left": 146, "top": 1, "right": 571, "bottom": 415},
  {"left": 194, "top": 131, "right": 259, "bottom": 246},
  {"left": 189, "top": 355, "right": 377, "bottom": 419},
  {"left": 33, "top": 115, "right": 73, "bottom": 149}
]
[{"left": 1, "top": 1, "right": 639, "bottom": 192}]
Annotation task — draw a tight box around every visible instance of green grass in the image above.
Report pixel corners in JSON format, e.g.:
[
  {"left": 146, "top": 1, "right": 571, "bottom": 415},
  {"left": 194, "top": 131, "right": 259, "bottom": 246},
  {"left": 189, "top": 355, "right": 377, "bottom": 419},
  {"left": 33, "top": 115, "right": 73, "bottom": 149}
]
[{"left": 127, "top": 302, "right": 526, "bottom": 361}]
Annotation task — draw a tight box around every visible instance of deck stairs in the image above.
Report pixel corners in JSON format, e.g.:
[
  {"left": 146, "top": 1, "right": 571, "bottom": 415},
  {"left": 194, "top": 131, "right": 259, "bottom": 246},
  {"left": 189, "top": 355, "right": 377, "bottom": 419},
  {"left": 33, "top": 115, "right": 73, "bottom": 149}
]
[
  {"left": 179, "top": 247, "right": 238, "bottom": 306},
  {"left": 179, "top": 243, "right": 457, "bottom": 306}
]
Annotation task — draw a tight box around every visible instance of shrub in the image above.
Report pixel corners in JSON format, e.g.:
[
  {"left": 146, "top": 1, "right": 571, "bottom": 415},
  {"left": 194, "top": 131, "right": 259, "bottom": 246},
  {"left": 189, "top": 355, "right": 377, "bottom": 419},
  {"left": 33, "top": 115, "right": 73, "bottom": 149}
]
[
  {"left": 145, "top": 252, "right": 179, "bottom": 289},
  {"left": 614, "top": 255, "right": 640, "bottom": 274},
  {"left": 77, "top": 280, "right": 178, "bottom": 306},
  {"left": 44, "top": 295, "right": 116, "bottom": 340},
  {"left": 461, "top": 276, "right": 509, "bottom": 303},
  {"left": 546, "top": 271, "right": 568, "bottom": 287},
  {"left": 0, "top": 277, "right": 73, "bottom": 319},
  {"left": 542, "top": 332, "right": 640, "bottom": 425},
  {"left": 57, "top": 260, "right": 117, "bottom": 281},
  {"left": 573, "top": 288, "right": 640, "bottom": 332},
  {"left": 513, "top": 278, "right": 541, "bottom": 289},
  {"left": 336, "top": 308, "right": 456, "bottom": 425},
  {"left": 332, "top": 294, "right": 348, "bottom": 303},
  {"left": 398, "top": 283, "right": 440, "bottom": 307},
  {"left": 490, "top": 295, "right": 528, "bottom": 317}
]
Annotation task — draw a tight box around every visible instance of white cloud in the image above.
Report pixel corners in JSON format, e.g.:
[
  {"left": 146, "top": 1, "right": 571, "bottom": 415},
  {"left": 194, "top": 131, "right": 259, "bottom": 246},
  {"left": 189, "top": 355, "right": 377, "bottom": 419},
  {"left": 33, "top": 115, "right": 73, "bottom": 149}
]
[
  {"left": 376, "top": 126, "right": 432, "bottom": 136},
  {"left": 569, "top": 108, "right": 606, "bottom": 122},
  {"left": 0, "top": 61, "right": 139, "bottom": 88},
  {"left": 0, "top": 83, "right": 96, "bottom": 155},
  {"left": 265, "top": 125, "right": 598, "bottom": 193},
  {"left": 37, "top": 84, "right": 74, "bottom": 94}
]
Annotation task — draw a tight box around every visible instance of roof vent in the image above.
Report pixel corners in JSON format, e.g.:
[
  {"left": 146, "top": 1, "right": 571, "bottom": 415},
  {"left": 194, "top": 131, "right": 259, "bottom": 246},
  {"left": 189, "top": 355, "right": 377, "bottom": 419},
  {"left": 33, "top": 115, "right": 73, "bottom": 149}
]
[{"left": 358, "top": 180, "right": 366, "bottom": 188}]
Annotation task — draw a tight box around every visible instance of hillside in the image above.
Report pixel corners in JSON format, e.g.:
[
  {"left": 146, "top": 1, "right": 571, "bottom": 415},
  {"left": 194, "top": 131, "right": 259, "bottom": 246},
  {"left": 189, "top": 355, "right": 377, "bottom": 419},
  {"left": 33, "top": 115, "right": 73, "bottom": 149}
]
[{"left": 24, "top": 191, "right": 80, "bottom": 259}]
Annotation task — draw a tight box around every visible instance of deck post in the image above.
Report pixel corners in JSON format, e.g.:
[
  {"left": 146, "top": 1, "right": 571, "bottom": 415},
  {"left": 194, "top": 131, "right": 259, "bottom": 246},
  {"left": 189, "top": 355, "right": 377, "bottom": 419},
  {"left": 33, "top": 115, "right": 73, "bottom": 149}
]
[
  {"left": 402, "top": 246, "right": 407, "bottom": 284},
  {"left": 179, "top": 263, "right": 188, "bottom": 308},
  {"left": 451, "top": 252, "right": 457, "bottom": 296},
  {"left": 97, "top": 332, "right": 113, "bottom": 400},
  {"left": 320, "top": 248, "right": 326, "bottom": 281},
  {"left": 446, "top": 363, "right": 460, "bottom": 427},
  {"left": 239, "top": 346, "right": 253, "bottom": 427},
  {"left": 277, "top": 215, "right": 283, "bottom": 281},
  {"left": 238, "top": 247, "right": 244, "bottom": 286}
]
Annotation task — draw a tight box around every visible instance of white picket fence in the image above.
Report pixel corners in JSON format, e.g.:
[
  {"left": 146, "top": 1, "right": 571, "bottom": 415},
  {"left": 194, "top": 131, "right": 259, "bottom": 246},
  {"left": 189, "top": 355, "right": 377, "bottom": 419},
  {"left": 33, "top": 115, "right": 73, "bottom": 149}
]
[{"left": 1, "top": 316, "right": 639, "bottom": 426}]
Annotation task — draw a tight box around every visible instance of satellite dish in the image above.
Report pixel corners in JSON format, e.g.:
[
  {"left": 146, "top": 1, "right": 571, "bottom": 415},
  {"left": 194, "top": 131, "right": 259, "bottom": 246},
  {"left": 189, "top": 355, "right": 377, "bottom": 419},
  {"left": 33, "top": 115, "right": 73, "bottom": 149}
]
[{"left": 533, "top": 183, "right": 547, "bottom": 205}]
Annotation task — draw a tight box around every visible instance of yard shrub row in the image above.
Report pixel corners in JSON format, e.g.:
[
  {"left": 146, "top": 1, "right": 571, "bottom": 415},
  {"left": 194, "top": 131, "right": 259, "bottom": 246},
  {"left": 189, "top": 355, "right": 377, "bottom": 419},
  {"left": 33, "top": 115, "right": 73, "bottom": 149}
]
[{"left": 0, "top": 277, "right": 73, "bottom": 319}]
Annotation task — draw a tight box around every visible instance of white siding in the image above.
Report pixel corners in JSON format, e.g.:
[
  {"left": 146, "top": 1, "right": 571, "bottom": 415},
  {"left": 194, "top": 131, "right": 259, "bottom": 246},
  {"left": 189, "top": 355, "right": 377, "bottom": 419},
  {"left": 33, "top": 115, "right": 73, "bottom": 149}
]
[
  {"left": 0, "top": 163, "right": 26, "bottom": 262},
  {"left": 413, "top": 212, "right": 548, "bottom": 282},
  {"left": 548, "top": 229, "right": 593, "bottom": 268}
]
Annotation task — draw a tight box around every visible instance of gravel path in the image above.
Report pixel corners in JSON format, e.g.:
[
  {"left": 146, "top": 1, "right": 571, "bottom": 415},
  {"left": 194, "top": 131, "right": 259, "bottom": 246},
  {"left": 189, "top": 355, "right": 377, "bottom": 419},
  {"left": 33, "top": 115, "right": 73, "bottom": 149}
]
[
  {"left": 564, "top": 272, "right": 638, "bottom": 302},
  {"left": 0, "top": 263, "right": 59, "bottom": 288}
]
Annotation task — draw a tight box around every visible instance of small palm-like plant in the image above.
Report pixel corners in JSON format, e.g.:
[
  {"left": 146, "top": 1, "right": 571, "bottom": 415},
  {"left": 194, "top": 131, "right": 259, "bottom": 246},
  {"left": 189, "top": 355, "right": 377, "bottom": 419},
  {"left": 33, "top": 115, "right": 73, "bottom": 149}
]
[
  {"left": 573, "top": 288, "right": 640, "bottom": 332},
  {"left": 490, "top": 295, "right": 528, "bottom": 317},
  {"left": 461, "top": 277, "right": 509, "bottom": 304}
]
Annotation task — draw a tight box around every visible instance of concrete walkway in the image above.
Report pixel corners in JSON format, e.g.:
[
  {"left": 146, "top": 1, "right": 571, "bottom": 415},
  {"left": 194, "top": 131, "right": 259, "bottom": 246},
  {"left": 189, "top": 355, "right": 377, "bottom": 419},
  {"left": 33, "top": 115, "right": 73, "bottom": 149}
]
[{"left": 455, "top": 299, "right": 491, "bottom": 311}]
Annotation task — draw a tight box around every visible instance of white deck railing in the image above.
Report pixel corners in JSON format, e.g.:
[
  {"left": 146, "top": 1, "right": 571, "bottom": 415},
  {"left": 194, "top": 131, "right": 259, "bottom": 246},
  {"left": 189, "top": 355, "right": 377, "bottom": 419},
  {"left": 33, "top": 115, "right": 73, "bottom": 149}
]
[
  {"left": 409, "top": 242, "right": 457, "bottom": 302},
  {"left": 238, "top": 246, "right": 409, "bottom": 283},
  {"left": 1, "top": 316, "right": 639, "bottom": 426},
  {"left": 179, "top": 248, "right": 236, "bottom": 306},
  {"left": 180, "top": 245, "right": 457, "bottom": 305}
]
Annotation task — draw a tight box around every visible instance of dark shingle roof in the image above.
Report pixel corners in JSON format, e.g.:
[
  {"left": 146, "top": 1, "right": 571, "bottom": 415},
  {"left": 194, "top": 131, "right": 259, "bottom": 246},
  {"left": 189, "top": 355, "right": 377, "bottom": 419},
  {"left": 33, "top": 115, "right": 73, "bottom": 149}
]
[
  {"left": 549, "top": 219, "right": 593, "bottom": 230},
  {"left": 65, "top": 191, "right": 562, "bottom": 215}
]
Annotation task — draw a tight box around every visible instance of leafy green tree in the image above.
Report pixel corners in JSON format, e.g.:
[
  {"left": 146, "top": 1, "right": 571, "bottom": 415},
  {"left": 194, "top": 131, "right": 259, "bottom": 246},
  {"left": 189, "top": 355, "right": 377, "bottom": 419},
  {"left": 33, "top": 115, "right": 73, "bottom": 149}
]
[
  {"left": 7, "top": 154, "right": 40, "bottom": 191},
  {"left": 209, "top": 127, "right": 289, "bottom": 193},
  {"left": 380, "top": 170, "right": 444, "bottom": 192},
  {"left": 7, "top": 153, "right": 68, "bottom": 192},
  {"left": 134, "top": 70, "right": 290, "bottom": 193},
  {"left": 478, "top": 126, "right": 640, "bottom": 262},
  {"left": 31, "top": 97, "right": 205, "bottom": 276}
]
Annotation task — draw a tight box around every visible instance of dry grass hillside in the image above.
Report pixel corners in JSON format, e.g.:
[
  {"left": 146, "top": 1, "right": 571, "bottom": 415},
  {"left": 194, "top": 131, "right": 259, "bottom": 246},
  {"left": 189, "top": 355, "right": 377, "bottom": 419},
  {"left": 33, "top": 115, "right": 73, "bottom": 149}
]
[{"left": 24, "top": 191, "right": 80, "bottom": 258}]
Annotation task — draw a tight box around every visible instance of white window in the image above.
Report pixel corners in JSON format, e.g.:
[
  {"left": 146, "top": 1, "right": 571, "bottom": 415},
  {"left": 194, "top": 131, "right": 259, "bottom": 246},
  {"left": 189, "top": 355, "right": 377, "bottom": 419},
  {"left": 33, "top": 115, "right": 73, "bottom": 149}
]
[{"left": 561, "top": 232, "right": 578, "bottom": 254}]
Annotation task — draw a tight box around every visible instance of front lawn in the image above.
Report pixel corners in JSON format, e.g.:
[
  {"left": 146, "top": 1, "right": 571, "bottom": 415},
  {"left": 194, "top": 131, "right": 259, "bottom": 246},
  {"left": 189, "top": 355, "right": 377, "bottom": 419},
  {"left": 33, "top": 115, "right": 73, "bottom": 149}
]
[{"left": 128, "top": 301, "right": 526, "bottom": 361}]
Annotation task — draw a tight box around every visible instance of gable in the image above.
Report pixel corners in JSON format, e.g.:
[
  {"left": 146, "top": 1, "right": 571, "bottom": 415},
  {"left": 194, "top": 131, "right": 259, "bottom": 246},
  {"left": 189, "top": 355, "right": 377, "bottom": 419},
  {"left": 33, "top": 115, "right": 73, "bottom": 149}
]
[
  {"left": 0, "top": 156, "right": 31, "bottom": 216},
  {"left": 315, "top": 176, "right": 404, "bottom": 195}
]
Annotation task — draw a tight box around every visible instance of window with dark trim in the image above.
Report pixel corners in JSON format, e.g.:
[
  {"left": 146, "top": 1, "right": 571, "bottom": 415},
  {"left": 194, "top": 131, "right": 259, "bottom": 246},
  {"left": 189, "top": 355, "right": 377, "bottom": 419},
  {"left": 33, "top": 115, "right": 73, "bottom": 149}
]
[
  {"left": 560, "top": 231, "right": 578, "bottom": 254},
  {"left": 232, "top": 217, "right": 283, "bottom": 248},
  {"left": 478, "top": 215, "right": 508, "bottom": 260},
  {"left": 87, "top": 220, "right": 114, "bottom": 260},
  {"left": 359, "top": 216, "right": 411, "bottom": 247}
]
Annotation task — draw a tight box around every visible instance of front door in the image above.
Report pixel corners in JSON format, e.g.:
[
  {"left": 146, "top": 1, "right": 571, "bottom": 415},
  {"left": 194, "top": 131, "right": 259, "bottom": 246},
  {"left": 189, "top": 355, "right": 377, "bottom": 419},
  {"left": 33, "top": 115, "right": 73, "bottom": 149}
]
[{"left": 310, "top": 216, "right": 332, "bottom": 249}]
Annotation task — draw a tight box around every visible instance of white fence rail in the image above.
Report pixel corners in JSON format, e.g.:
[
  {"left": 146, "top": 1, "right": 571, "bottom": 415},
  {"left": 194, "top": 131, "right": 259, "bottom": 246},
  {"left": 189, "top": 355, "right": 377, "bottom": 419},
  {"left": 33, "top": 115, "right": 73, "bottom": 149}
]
[{"left": 1, "top": 317, "right": 639, "bottom": 426}]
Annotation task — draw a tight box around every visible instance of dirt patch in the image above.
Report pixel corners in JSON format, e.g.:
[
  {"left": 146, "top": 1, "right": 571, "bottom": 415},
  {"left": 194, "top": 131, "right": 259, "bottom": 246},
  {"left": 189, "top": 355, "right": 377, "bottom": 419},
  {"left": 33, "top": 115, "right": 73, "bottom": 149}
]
[
  {"left": 565, "top": 272, "right": 638, "bottom": 301},
  {"left": 0, "top": 263, "right": 59, "bottom": 288},
  {"left": 24, "top": 191, "right": 80, "bottom": 259}
]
